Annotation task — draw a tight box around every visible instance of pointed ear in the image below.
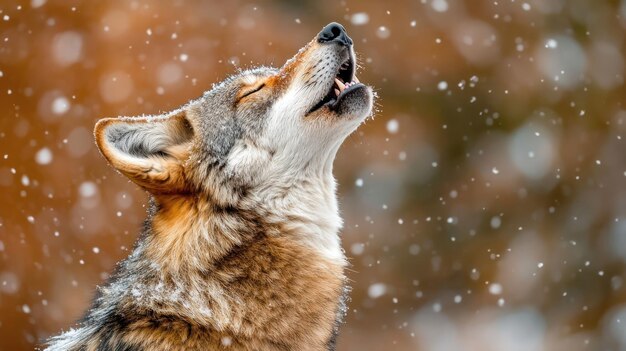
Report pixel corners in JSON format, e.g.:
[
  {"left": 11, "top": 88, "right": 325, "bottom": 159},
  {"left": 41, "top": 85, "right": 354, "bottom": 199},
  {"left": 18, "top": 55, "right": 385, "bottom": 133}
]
[{"left": 94, "top": 109, "right": 195, "bottom": 194}]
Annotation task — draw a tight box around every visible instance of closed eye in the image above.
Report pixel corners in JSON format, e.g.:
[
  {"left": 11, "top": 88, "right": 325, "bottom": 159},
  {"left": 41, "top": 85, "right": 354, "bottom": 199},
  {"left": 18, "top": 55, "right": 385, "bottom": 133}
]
[{"left": 239, "top": 83, "right": 266, "bottom": 99}]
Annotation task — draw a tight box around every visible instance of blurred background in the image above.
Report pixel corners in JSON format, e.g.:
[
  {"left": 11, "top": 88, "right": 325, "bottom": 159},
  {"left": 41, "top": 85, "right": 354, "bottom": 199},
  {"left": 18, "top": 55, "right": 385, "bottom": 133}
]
[{"left": 1, "top": 0, "right": 626, "bottom": 350}]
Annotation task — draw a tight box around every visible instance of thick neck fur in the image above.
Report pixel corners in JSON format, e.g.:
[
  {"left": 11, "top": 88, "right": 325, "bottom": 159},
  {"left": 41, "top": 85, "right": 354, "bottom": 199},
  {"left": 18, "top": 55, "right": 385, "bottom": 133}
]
[
  {"left": 64, "top": 177, "right": 348, "bottom": 351},
  {"left": 250, "top": 166, "right": 346, "bottom": 264},
  {"left": 146, "top": 170, "right": 345, "bottom": 271},
  {"left": 44, "top": 187, "right": 346, "bottom": 351},
  {"left": 108, "top": 168, "right": 346, "bottom": 331}
]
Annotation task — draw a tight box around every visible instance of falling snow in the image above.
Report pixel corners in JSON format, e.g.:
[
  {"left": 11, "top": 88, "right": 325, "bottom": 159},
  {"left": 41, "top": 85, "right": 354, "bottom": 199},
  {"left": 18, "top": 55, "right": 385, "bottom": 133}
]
[
  {"left": 376, "top": 26, "right": 391, "bottom": 40},
  {"left": 355, "top": 178, "right": 364, "bottom": 187},
  {"left": 368, "top": 283, "right": 387, "bottom": 299},
  {"left": 431, "top": 0, "right": 449, "bottom": 13},
  {"left": 1, "top": 2, "right": 625, "bottom": 350},
  {"left": 489, "top": 283, "right": 503, "bottom": 295},
  {"left": 350, "top": 12, "right": 370, "bottom": 26},
  {"left": 51, "top": 96, "right": 70, "bottom": 115},
  {"left": 386, "top": 119, "right": 399, "bottom": 134},
  {"left": 35, "top": 148, "right": 52, "bottom": 165}
]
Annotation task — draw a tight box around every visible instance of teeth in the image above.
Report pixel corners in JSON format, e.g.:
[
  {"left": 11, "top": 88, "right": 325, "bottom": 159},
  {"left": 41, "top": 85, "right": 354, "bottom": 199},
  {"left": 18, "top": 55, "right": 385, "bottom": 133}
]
[
  {"left": 333, "top": 77, "right": 362, "bottom": 97},
  {"left": 335, "top": 78, "right": 345, "bottom": 91}
]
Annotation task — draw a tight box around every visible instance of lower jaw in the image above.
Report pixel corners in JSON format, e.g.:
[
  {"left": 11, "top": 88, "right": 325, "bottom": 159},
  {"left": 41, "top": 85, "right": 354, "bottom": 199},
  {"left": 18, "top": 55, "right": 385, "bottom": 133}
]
[{"left": 308, "top": 84, "right": 367, "bottom": 115}]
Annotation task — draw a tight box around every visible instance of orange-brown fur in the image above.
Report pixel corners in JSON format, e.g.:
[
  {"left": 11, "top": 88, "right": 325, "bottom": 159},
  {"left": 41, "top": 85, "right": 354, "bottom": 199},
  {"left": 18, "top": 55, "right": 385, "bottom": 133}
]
[
  {"left": 45, "top": 22, "right": 372, "bottom": 351},
  {"left": 106, "top": 197, "right": 345, "bottom": 351}
]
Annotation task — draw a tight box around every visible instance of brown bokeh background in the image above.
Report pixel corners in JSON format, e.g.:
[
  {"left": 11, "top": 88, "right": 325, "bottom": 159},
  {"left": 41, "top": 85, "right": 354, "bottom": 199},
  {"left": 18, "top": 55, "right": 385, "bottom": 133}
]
[{"left": 2, "top": 0, "right": 626, "bottom": 350}]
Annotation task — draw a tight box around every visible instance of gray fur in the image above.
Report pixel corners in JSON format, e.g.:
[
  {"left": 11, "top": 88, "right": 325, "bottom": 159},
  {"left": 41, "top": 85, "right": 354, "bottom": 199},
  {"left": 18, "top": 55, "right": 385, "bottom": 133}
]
[
  {"left": 195, "top": 68, "right": 276, "bottom": 163},
  {"left": 45, "top": 26, "right": 374, "bottom": 351}
]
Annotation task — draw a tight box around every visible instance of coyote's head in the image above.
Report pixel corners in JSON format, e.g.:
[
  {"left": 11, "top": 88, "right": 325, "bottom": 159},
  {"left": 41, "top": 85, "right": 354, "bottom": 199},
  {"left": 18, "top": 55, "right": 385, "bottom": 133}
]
[{"left": 95, "top": 23, "right": 373, "bottom": 208}]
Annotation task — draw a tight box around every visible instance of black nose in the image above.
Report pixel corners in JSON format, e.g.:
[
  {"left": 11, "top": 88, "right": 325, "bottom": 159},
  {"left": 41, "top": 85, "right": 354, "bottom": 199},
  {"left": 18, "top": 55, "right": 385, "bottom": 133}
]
[{"left": 317, "top": 22, "right": 353, "bottom": 46}]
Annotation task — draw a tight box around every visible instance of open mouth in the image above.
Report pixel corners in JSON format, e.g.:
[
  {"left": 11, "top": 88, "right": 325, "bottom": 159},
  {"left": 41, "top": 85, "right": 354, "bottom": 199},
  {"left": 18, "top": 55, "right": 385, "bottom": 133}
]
[{"left": 308, "top": 53, "right": 363, "bottom": 114}]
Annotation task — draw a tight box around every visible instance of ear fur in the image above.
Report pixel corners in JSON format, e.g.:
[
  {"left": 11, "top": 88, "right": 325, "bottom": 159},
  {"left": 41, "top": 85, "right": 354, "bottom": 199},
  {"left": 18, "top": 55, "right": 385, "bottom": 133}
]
[{"left": 94, "top": 110, "right": 194, "bottom": 194}]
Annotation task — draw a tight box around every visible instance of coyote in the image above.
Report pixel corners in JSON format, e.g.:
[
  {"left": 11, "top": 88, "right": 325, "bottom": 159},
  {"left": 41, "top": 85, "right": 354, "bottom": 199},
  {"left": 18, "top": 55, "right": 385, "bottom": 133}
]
[{"left": 45, "top": 22, "right": 373, "bottom": 351}]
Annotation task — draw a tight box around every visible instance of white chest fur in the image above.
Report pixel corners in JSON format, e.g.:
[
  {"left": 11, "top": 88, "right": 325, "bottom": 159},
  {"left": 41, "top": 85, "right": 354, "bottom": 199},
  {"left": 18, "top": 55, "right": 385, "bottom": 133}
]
[{"left": 253, "top": 175, "right": 346, "bottom": 265}]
